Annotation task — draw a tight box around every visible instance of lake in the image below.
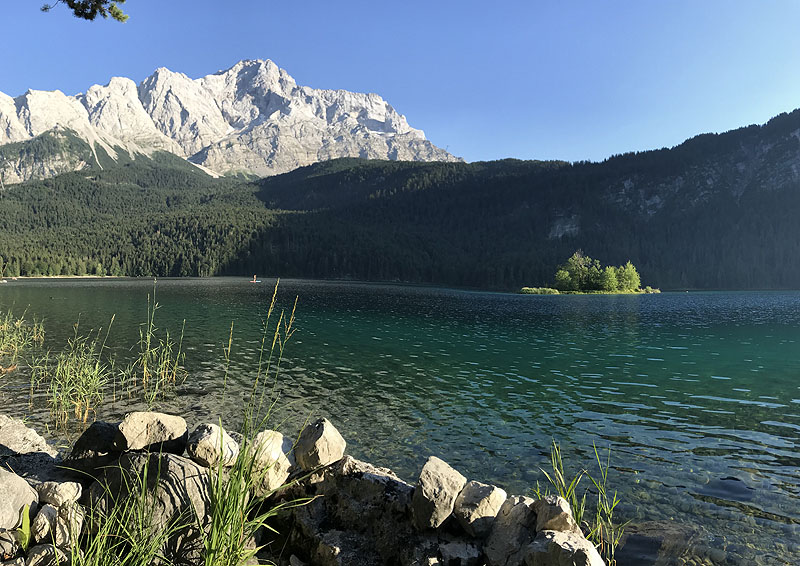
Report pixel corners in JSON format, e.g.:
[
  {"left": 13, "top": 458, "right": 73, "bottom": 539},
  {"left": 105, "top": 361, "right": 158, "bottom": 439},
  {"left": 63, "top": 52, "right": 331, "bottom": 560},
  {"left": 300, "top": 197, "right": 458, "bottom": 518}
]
[{"left": 1, "top": 278, "right": 799, "bottom": 565}]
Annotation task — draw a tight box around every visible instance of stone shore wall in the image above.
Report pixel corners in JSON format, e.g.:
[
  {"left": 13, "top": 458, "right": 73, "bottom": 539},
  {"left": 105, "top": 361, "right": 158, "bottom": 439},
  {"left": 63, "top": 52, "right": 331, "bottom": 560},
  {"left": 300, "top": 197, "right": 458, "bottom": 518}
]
[{"left": 0, "top": 412, "right": 604, "bottom": 566}]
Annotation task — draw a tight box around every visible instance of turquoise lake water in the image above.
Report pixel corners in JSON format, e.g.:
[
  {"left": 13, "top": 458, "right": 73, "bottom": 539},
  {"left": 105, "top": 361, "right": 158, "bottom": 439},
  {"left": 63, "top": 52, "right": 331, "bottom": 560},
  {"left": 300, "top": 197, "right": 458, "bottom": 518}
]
[{"left": 1, "top": 278, "right": 799, "bottom": 565}]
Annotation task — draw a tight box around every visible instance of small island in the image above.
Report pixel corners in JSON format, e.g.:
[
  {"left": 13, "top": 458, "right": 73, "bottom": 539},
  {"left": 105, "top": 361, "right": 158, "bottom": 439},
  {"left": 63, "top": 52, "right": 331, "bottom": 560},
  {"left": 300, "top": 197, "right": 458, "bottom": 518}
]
[{"left": 521, "top": 250, "right": 660, "bottom": 294}]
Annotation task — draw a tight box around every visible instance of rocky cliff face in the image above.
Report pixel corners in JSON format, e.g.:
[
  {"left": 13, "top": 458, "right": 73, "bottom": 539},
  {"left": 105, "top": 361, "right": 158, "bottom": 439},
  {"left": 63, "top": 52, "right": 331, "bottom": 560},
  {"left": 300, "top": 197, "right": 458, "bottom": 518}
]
[{"left": 0, "top": 59, "right": 460, "bottom": 183}]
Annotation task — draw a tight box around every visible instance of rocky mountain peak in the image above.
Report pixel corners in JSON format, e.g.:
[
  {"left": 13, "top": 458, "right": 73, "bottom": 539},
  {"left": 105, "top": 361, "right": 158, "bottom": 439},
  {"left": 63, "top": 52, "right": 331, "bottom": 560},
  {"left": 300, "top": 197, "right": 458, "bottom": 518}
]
[{"left": 0, "top": 59, "right": 461, "bottom": 183}]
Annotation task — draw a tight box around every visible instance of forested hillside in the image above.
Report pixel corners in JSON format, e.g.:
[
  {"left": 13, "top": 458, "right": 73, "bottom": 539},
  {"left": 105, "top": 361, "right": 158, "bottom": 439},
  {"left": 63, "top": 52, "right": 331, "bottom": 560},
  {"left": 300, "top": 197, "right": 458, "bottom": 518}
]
[{"left": 2, "top": 108, "right": 800, "bottom": 289}]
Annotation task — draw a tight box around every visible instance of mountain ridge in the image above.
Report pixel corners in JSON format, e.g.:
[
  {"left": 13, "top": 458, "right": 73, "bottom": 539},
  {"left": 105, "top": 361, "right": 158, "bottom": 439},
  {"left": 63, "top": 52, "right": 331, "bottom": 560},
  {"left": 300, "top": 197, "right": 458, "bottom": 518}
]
[{"left": 0, "top": 59, "right": 460, "bottom": 184}]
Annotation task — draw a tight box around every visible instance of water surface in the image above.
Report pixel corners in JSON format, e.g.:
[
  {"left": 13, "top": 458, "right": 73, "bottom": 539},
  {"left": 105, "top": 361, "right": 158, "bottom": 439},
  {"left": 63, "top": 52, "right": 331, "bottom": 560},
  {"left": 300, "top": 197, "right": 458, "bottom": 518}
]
[{"left": 1, "top": 279, "right": 799, "bottom": 565}]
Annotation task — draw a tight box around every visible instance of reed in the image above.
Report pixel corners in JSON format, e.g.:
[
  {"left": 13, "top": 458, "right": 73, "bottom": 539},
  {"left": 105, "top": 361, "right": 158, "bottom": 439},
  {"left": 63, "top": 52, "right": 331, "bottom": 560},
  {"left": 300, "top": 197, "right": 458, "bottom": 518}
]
[
  {"left": 122, "top": 282, "right": 187, "bottom": 405},
  {"left": 533, "top": 440, "right": 628, "bottom": 565},
  {"left": 0, "top": 307, "right": 44, "bottom": 367},
  {"left": 31, "top": 317, "right": 114, "bottom": 428}
]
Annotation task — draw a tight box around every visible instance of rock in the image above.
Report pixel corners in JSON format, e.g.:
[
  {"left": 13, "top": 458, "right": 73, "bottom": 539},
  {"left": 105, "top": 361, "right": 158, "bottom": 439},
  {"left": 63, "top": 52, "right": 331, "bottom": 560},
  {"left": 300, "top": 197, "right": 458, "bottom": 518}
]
[
  {"left": 453, "top": 481, "right": 507, "bottom": 538},
  {"left": 2, "top": 557, "right": 25, "bottom": 566},
  {"left": 289, "top": 555, "right": 306, "bottom": 566},
  {"left": 411, "top": 456, "right": 467, "bottom": 531},
  {"left": 63, "top": 421, "right": 121, "bottom": 478},
  {"left": 484, "top": 496, "right": 537, "bottom": 566},
  {"left": 525, "top": 530, "right": 605, "bottom": 566},
  {"left": 0, "top": 529, "right": 21, "bottom": 560},
  {"left": 36, "top": 482, "right": 82, "bottom": 507},
  {"left": 252, "top": 430, "right": 291, "bottom": 496},
  {"left": 533, "top": 495, "right": 580, "bottom": 534},
  {"left": 0, "top": 415, "right": 60, "bottom": 486},
  {"left": 31, "top": 504, "right": 57, "bottom": 544},
  {"left": 113, "top": 412, "right": 188, "bottom": 453},
  {"left": 439, "top": 540, "right": 482, "bottom": 566},
  {"left": 88, "top": 451, "right": 210, "bottom": 563},
  {"left": 283, "top": 456, "right": 437, "bottom": 566},
  {"left": 0, "top": 469, "right": 37, "bottom": 530},
  {"left": 186, "top": 423, "right": 239, "bottom": 468},
  {"left": 53, "top": 504, "right": 84, "bottom": 548},
  {"left": 294, "top": 418, "right": 346, "bottom": 471},
  {"left": 23, "top": 544, "right": 67, "bottom": 566}
]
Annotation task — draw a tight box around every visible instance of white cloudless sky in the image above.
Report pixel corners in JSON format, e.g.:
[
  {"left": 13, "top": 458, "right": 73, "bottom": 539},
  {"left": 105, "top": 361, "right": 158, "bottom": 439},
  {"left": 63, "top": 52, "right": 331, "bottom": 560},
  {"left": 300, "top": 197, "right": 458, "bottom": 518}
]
[{"left": 2, "top": 0, "right": 800, "bottom": 163}]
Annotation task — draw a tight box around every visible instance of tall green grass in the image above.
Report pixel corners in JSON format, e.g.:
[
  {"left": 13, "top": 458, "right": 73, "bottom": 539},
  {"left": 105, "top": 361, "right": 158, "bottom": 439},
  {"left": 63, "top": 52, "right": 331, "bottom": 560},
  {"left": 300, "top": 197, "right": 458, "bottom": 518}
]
[
  {"left": 121, "top": 282, "right": 187, "bottom": 405},
  {"left": 533, "top": 440, "right": 628, "bottom": 565},
  {"left": 0, "top": 307, "right": 44, "bottom": 367}
]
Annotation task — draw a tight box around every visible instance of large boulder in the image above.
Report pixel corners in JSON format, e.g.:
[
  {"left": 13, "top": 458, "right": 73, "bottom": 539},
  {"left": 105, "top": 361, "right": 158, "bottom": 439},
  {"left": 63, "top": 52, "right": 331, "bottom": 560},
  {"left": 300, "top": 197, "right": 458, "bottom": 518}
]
[
  {"left": 186, "top": 423, "right": 239, "bottom": 468},
  {"left": 294, "top": 418, "right": 346, "bottom": 471},
  {"left": 525, "top": 530, "right": 605, "bottom": 566},
  {"left": 453, "top": 480, "right": 507, "bottom": 538},
  {"left": 483, "top": 496, "right": 537, "bottom": 566},
  {"left": 88, "top": 452, "right": 211, "bottom": 564},
  {"left": 411, "top": 456, "right": 467, "bottom": 531},
  {"left": 113, "top": 412, "right": 188, "bottom": 453},
  {"left": 63, "top": 420, "right": 121, "bottom": 478},
  {"left": 0, "top": 469, "right": 37, "bottom": 531},
  {"left": 0, "top": 415, "right": 60, "bottom": 486},
  {"left": 252, "top": 430, "right": 292, "bottom": 496},
  {"left": 282, "top": 456, "right": 439, "bottom": 566}
]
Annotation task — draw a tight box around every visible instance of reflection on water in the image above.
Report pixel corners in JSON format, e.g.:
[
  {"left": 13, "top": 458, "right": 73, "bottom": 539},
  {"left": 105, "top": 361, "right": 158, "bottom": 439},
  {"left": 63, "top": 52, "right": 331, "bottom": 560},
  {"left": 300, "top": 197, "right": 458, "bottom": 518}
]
[{"left": 2, "top": 278, "right": 800, "bottom": 565}]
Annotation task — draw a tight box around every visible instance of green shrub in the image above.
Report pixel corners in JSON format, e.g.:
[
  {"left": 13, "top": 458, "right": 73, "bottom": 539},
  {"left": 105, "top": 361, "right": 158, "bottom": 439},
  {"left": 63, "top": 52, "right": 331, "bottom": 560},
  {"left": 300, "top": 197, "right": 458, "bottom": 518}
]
[{"left": 520, "top": 287, "right": 560, "bottom": 295}]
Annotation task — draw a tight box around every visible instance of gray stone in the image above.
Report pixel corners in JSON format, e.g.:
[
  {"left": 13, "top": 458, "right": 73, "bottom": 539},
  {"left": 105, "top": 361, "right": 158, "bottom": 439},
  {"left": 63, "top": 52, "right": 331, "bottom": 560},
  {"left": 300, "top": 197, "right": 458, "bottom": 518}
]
[
  {"left": 484, "top": 496, "right": 537, "bottom": 566},
  {"left": 31, "top": 504, "right": 57, "bottom": 544},
  {"left": 533, "top": 495, "right": 580, "bottom": 534},
  {"left": 252, "top": 430, "right": 291, "bottom": 496},
  {"left": 53, "top": 503, "right": 84, "bottom": 548},
  {"left": 186, "top": 423, "right": 239, "bottom": 468},
  {"left": 2, "top": 557, "right": 25, "bottom": 566},
  {"left": 113, "top": 411, "right": 188, "bottom": 453},
  {"left": 63, "top": 421, "right": 120, "bottom": 478},
  {"left": 0, "top": 415, "right": 60, "bottom": 486},
  {"left": 294, "top": 418, "right": 346, "bottom": 471},
  {"left": 453, "top": 480, "right": 507, "bottom": 538},
  {"left": 0, "top": 469, "right": 37, "bottom": 531},
  {"left": 0, "top": 529, "right": 21, "bottom": 560},
  {"left": 439, "top": 540, "right": 482, "bottom": 566},
  {"left": 88, "top": 451, "right": 210, "bottom": 564},
  {"left": 23, "top": 544, "right": 66, "bottom": 566},
  {"left": 36, "top": 482, "right": 82, "bottom": 507},
  {"left": 411, "top": 456, "right": 467, "bottom": 531},
  {"left": 524, "top": 530, "right": 605, "bottom": 566}
]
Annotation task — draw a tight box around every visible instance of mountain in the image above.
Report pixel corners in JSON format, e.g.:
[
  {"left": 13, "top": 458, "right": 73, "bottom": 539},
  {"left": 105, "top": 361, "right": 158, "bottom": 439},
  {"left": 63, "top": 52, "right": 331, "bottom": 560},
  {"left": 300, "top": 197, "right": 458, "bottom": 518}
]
[
  {"left": 0, "top": 59, "right": 460, "bottom": 184},
  {"left": 1, "top": 106, "right": 799, "bottom": 289}
]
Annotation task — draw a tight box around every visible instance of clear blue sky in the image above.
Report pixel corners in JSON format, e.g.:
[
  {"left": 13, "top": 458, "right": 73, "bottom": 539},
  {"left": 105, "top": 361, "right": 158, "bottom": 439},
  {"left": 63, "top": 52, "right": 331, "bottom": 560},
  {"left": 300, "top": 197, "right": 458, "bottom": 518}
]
[{"left": 2, "top": 0, "right": 800, "bottom": 163}]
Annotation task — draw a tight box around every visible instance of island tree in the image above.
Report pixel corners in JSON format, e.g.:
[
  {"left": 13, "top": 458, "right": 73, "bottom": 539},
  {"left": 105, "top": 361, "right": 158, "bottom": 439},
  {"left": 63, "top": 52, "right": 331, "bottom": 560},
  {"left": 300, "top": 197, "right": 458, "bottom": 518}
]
[{"left": 553, "top": 251, "right": 642, "bottom": 292}]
